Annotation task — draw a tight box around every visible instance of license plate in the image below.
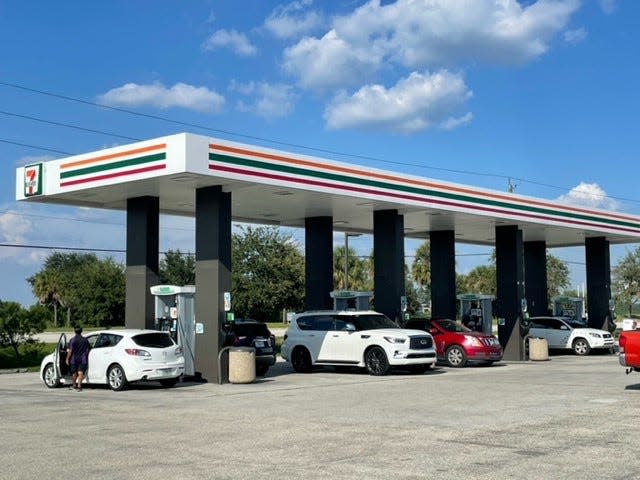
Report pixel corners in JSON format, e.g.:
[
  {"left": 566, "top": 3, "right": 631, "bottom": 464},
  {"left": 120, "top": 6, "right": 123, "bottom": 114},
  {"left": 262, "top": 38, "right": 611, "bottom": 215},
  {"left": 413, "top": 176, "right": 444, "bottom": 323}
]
[{"left": 255, "top": 340, "right": 265, "bottom": 347}]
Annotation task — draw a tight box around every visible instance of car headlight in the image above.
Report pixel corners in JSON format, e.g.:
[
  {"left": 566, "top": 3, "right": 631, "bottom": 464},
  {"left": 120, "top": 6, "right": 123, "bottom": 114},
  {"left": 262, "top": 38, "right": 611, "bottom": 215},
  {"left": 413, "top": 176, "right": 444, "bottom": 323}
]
[
  {"left": 588, "top": 332, "right": 602, "bottom": 338},
  {"left": 464, "top": 335, "right": 483, "bottom": 347},
  {"left": 384, "top": 336, "right": 407, "bottom": 344}
]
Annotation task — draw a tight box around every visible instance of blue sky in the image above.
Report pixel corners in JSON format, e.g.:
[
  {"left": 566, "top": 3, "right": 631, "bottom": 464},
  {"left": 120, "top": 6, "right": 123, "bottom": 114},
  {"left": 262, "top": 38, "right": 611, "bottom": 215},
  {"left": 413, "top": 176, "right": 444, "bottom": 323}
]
[{"left": 1, "top": 0, "right": 639, "bottom": 306}]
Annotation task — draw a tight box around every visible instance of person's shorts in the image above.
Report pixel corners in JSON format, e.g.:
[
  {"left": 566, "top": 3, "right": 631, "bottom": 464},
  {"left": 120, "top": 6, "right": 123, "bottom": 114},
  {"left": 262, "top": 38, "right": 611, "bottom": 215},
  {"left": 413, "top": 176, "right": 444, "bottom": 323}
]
[{"left": 69, "top": 363, "right": 88, "bottom": 374}]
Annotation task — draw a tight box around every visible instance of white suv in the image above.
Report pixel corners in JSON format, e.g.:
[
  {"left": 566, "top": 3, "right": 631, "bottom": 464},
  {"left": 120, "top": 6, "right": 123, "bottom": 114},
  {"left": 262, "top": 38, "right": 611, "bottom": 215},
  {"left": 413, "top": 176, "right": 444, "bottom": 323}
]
[
  {"left": 281, "top": 310, "right": 437, "bottom": 375},
  {"left": 528, "top": 316, "right": 615, "bottom": 355}
]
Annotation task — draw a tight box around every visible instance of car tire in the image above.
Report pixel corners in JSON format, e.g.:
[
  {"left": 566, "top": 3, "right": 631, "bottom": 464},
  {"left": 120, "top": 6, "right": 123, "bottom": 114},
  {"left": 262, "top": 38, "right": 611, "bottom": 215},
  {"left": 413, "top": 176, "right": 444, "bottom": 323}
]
[
  {"left": 256, "top": 364, "right": 269, "bottom": 376},
  {"left": 446, "top": 345, "right": 467, "bottom": 368},
  {"left": 43, "top": 363, "right": 60, "bottom": 388},
  {"left": 365, "top": 346, "right": 390, "bottom": 376},
  {"left": 107, "top": 364, "right": 128, "bottom": 391},
  {"left": 159, "top": 378, "right": 179, "bottom": 388},
  {"left": 572, "top": 338, "right": 591, "bottom": 356},
  {"left": 291, "top": 347, "right": 312, "bottom": 373}
]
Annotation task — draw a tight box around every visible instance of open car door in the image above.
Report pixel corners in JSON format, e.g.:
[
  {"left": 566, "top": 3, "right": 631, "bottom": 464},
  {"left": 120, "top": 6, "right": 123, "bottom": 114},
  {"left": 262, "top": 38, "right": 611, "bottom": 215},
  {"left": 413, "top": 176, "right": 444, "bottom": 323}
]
[{"left": 52, "top": 333, "right": 68, "bottom": 381}]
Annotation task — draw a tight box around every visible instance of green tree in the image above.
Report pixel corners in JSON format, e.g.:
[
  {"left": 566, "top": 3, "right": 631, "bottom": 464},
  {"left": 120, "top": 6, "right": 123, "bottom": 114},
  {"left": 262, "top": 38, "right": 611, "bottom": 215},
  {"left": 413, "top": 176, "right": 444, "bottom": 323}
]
[
  {"left": 458, "top": 265, "right": 497, "bottom": 296},
  {"left": 0, "top": 301, "right": 49, "bottom": 361},
  {"left": 159, "top": 249, "right": 196, "bottom": 285},
  {"left": 28, "top": 253, "right": 125, "bottom": 327},
  {"left": 411, "top": 242, "right": 431, "bottom": 287},
  {"left": 232, "top": 226, "right": 305, "bottom": 322},
  {"left": 71, "top": 258, "right": 126, "bottom": 327},
  {"left": 612, "top": 246, "right": 640, "bottom": 317},
  {"left": 333, "top": 246, "right": 371, "bottom": 291},
  {"left": 546, "top": 253, "right": 571, "bottom": 300}
]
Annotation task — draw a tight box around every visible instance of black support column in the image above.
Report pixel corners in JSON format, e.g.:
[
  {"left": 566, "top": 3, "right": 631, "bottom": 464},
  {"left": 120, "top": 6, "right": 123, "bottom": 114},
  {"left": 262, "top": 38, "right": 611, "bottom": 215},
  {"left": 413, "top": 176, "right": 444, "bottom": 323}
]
[
  {"left": 373, "top": 210, "right": 405, "bottom": 322},
  {"left": 524, "top": 241, "right": 548, "bottom": 316},
  {"left": 430, "top": 230, "right": 456, "bottom": 319},
  {"left": 585, "top": 237, "right": 611, "bottom": 330},
  {"left": 304, "top": 216, "right": 334, "bottom": 310},
  {"left": 125, "top": 196, "right": 159, "bottom": 329},
  {"left": 194, "top": 186, "right": 231, "bottom": 383},
  {"left": 496, "top": 225, "right": 526, "bottom": 361}
]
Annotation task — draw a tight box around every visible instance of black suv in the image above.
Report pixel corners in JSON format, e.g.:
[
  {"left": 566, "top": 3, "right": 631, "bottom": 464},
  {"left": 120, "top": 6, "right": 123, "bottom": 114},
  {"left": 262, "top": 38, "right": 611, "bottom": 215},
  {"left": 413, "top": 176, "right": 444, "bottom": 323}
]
[{"left": 222, "top": 319, "right": 276, "bottom": 376}]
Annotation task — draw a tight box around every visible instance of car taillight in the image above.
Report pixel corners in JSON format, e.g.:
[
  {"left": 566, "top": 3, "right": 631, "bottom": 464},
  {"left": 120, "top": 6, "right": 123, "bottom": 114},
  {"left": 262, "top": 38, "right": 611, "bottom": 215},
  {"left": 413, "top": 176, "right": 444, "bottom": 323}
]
[
  {"left": 233, "top": 335, "right": 241, "bottom": 346},
  {"left": 619, "top": 335, "right": 626, "bottom": 352},
  {"left": 125, "top": 348, "right": 151, "bottom": 357}
]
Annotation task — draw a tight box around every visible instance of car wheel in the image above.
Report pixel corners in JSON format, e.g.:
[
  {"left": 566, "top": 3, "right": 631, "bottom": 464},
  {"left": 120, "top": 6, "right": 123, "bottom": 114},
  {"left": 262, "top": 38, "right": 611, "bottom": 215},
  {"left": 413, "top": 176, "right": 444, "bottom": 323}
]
[
  {"left": 572, "top": 338, "right": 591, "bottom": 356},
  {"left": 256, "top": 364, "right": 269, "bottom": 376},
  {"left": 291, "top": 347, "right": 312, "bottom": 373},
  {"left": 365, "top": 346, "right": 390, "bottom": 376},
  {"left": 446, "top": 345, "right": 467, "bottom": 368},
  {"left": 159, "top": 378, "right": 179, "bottom": 388},
  {"left": 43, "top": 363, "right": 60, "bottom": 388},
  {"left": 107, "top": 364, "right": 128, "bottom": 391}
]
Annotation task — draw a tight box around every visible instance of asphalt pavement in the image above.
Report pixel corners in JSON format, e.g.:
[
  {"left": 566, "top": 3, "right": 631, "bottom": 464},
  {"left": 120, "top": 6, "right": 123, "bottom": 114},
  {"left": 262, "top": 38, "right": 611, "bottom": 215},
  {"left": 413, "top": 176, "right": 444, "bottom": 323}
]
[{"left": 2, "top": 353, "right": 640, "bottom": 479}]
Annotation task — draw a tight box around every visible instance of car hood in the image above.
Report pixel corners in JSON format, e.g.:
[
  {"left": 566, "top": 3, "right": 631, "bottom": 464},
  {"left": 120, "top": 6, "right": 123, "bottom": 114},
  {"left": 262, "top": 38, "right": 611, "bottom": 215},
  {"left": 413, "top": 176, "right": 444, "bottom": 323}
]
[
  {"left": 571, "top": 328, "right": 611, "bottom": 336},
  {"left": 362, "top": 328, "right": 430, "bottom": 337}
]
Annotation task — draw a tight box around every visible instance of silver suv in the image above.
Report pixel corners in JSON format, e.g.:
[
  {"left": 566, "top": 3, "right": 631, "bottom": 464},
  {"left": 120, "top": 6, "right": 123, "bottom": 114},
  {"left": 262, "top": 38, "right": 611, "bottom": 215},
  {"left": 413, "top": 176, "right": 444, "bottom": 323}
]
[{"left": 281, "top": 310, "right": 437, "bottom": 375}]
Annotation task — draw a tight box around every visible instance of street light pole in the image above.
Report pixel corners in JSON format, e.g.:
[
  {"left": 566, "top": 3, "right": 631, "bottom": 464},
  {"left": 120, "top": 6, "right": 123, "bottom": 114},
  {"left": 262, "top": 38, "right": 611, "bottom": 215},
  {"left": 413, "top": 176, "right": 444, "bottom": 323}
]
[{"left": 344, "top": 231, "right": 349, "bottom": 290}]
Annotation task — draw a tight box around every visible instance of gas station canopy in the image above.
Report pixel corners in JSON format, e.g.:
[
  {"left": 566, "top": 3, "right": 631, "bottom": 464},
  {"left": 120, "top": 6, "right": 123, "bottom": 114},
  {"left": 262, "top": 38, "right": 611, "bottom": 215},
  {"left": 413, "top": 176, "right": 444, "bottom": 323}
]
[{"left": 16, "top": 132, "right": 640, "bottom": 247}]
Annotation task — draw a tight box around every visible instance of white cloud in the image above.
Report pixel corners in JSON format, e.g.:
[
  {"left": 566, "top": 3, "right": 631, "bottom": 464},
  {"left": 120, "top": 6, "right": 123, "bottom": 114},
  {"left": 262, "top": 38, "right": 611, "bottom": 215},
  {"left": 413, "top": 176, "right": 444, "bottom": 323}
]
[
  {"left": 203, "top": 29, "right": 257, "bottom": 56},
  {"left": 323, "top": 70, "right": 472, "bottom": 133},
  {"left": 283, "top": 29, "right": 383, "bottom": 91},
  {"left": 231, "top": 81, "right": 297, "bottom": 118},
  {"left": 564, "top": 27, "right": 587, "bottom": 45},
  {"left": 264, "top": 0, "right": 325, "bottom": 39},
  {"left": 0, "top": 210, "right": 45, "bottom": 263},
  {"left": 556, "top": 182, "right": 619, "bottom": 210},
  {"left": 283, "top": 0, "right": 580, "bottom": 92},
  {"left": 97, "top": 82, "right": 225, "bottom": 113},
  {"left": 599, "top": 0, "right": 617, "bottom": 14}
]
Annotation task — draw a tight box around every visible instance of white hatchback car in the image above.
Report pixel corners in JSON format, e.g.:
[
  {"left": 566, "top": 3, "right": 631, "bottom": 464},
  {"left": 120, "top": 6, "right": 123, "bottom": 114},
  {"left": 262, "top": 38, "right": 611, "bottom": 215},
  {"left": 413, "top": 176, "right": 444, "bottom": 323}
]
[
  {"left": 40, "top": 329, "right": 185, "bottom": 391},
  {"left": 527, "top": 316, "right": 615, "bottom": 355},
  {"left": 281, "top": 310, "right": 437, "bottom": 375}
]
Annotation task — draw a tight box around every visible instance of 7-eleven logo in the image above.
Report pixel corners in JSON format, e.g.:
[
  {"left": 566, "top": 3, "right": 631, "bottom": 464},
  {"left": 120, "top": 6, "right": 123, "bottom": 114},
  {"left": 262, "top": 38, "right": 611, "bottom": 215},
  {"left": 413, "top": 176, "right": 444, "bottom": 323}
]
[{"left": 24, "top": 163, "right": 43, "bottom": 196}]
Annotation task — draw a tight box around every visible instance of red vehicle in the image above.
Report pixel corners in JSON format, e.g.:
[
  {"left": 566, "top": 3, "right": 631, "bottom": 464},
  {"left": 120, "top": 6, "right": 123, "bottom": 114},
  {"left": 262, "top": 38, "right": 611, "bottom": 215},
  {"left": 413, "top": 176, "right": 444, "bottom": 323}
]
[
  {"left": 619, "top": 330, "right": 640, "bottom": 374},
  {"left": 405, "top": 318, "right": 503, "bottom": 367}
]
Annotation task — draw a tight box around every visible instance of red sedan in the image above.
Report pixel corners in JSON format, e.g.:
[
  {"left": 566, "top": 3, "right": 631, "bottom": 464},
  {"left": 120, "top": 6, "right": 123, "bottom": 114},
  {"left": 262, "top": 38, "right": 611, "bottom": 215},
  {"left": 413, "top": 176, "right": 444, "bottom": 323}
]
[{"left": 405, "top": 318, "right": 503, "bottom": 367}]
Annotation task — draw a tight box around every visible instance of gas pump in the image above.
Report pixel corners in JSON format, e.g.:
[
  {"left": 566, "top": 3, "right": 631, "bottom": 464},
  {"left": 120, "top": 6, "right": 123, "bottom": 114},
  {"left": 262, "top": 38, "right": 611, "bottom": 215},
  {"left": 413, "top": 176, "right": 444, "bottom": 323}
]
[
  {"left": 150, "top": 285, "right": 196, "bottom": 377},
  {"left": 330, "top": 290, "right": 373, "bottom": 311},
  {"left": 552, "top": 296, "right": 585, "bottom": 324},
  {"left": 457, "top": 294, "right": 495, "bottom": 334}
]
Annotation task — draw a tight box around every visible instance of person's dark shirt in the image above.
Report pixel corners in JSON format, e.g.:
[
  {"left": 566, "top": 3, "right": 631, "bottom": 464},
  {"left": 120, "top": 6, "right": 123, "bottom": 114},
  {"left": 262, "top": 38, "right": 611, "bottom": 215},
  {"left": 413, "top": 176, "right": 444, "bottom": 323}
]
[{"left": 69, "top": 334, "right": 90, "bottom": 365}]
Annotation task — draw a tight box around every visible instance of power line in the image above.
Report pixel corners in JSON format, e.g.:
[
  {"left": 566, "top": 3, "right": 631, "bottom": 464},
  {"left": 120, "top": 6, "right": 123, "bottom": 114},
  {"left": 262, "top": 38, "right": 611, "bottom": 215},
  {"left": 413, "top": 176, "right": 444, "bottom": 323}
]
[
  {"left": 0, "top": 110, "right": 141, "bottom": 142},
  {"left": 1, "top": 79, "right": 629, "bottom": 204}
]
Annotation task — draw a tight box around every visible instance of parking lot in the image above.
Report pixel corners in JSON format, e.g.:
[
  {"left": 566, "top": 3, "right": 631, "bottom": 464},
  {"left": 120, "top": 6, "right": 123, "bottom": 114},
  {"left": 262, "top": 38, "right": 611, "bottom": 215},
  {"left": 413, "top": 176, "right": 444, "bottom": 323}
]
[{"left": 2, "top": 354, "right": 640, "bottom": 480}]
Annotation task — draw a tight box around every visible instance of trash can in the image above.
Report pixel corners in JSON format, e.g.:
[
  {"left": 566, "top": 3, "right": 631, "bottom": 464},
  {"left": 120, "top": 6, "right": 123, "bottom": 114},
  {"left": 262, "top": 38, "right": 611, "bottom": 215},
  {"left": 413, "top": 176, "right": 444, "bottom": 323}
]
[
  {"left": 528, "top": 337, "right": 549, "bottom": 361},
  {"left": 228, "top": 347, "right": 256, "bottom": 384}
]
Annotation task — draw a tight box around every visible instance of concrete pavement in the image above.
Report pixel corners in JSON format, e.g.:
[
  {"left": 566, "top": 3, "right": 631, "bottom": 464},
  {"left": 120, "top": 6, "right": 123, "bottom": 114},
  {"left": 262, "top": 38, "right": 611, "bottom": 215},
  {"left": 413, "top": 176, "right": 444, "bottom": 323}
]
[{"left": 1, "top": 353, "right": 640, "bottom": 479}]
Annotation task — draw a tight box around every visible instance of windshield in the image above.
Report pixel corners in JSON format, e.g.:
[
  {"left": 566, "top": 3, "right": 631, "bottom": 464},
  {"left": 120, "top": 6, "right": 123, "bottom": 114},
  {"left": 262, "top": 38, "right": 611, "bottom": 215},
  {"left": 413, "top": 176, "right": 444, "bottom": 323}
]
[
  {"left": 565, "top": 319, "right": 588, "bottom": 329},
  {"left": 434, "top": 319, "right": 471, "bottom": 333},
  {"left": 350, "top": 314, "right": 398, "bottom": 331}
]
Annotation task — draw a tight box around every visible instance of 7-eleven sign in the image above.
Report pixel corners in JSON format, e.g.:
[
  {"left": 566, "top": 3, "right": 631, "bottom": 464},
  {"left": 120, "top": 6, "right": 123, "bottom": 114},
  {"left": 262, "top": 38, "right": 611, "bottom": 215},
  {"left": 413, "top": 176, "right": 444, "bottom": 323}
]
[{"left": 24, "top": 163, "right": 43, "bottom": 196}]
